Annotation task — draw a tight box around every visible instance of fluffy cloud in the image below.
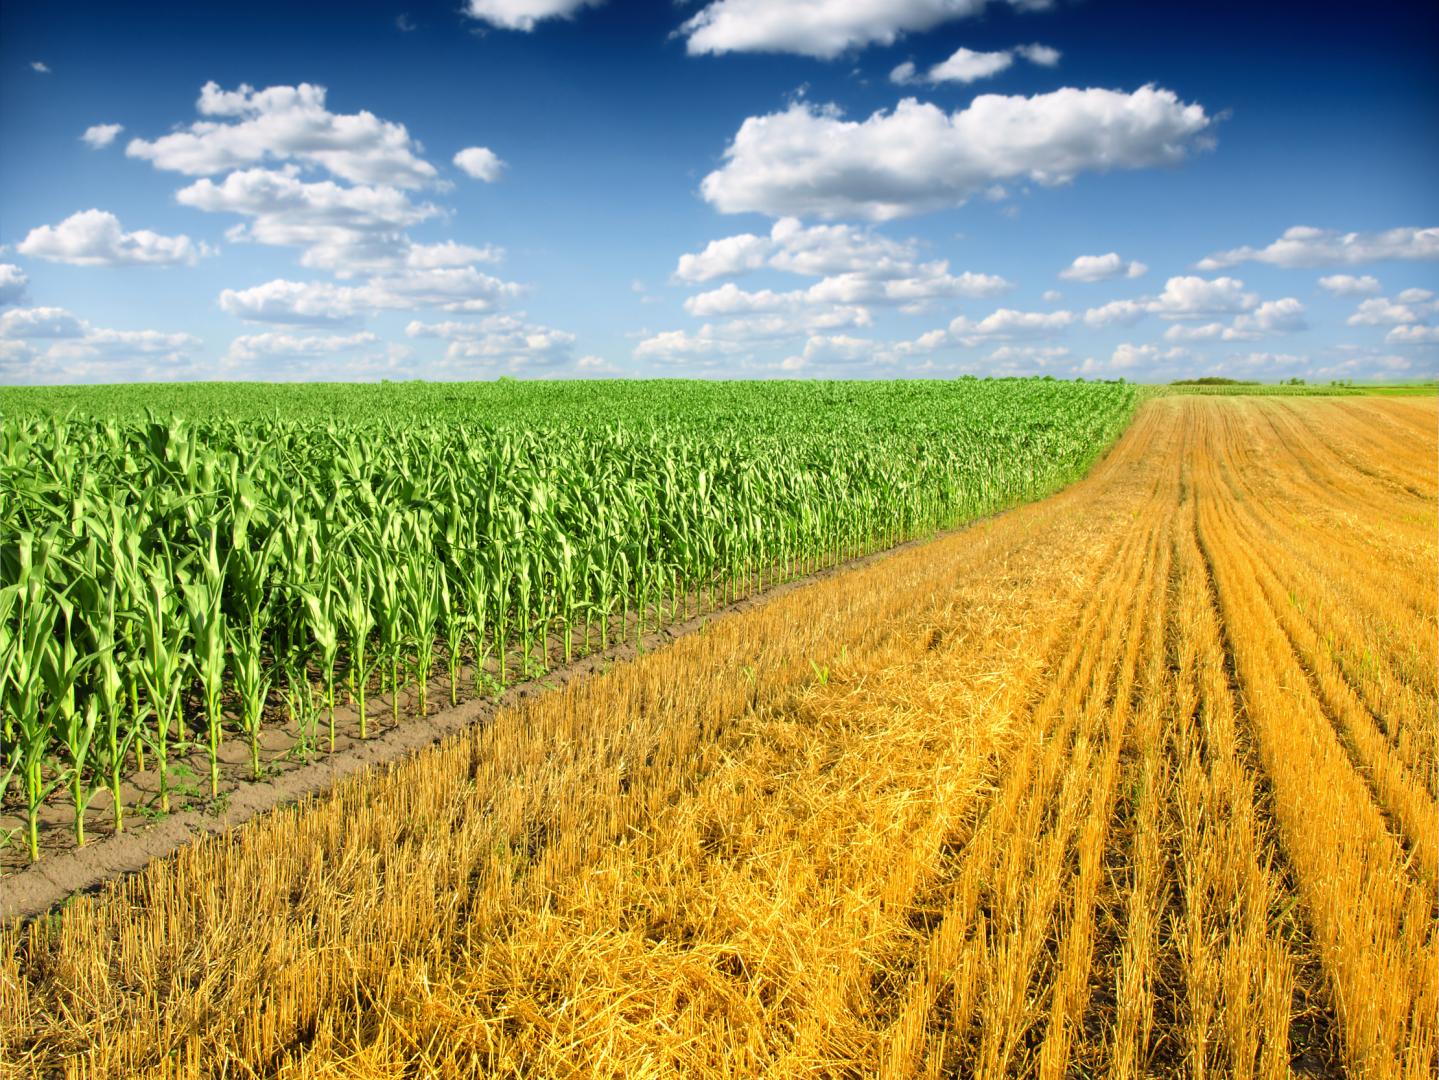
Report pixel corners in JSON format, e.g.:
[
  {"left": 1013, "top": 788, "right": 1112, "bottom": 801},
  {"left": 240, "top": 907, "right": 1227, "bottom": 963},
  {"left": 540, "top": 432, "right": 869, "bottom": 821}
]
[
  {"left": 374, "top": 266, "right": 525, "bottom": 311},
  {"left": 1093, "top": 342, "right": 1189, "bottom": 373},
  {"left": 220, "top": 268, "right": 526, "bottom": 325},
  {"left": 406, "top": 314, "right": 575, "bottom": 370},
  {"left": 1318, "top": 274, "right": 1381, "bottom": 296},
  {"left": 629, "top": 307, "right": 882, "bottom": 366},
  {"left": 30, "top": 61, "right": 50, "bottom": 74},
  {"left": 685, "top": 268, "right": 1007, "bottom": 315},
  {"left": 1163, "top": 297, "right": 1307, "bottom": 342},
  {"left": 1385, "top": 325, "right": 1439, "bottom": 345},
  {"left": 701, "top": 87, "right": 1213, "bottom": 220},
  {"left": 946, "top": 307, "right": 1073, "bottom": 343},
  {"left": 920, "top": 47, "right": 1013, "bottom": 83},
  {"left": 0, "top": 307, "right": 202, "bottom": 382},
  {"left": 463, "top": 0, "right": 602, "bottom": 30},
  {"left": 1059, "top": 252, "right": 1147, "bottom": 283},
  {"left": 0, "top": 339, "right": 37, "bottom": 371},
  {"left": 1146, "top": 275, "right": 1257, "bottom": 318},
  {"left": 64, "top": 328, "right": 202, "bottom": 358},
  {"left": 1226, "top": 297, "right": 1307, "bottom": 338},
  {"left": 177, "top": 168, "right": 433, "bottom": 225},
  {"left": 177, "top": 167, "right": 448, "bottom": 274},
  {"left": 888, "top": 308, "right": 1074, "bottom": 358},
  {"left": 1015, "top": 43, "right": 1061, "bottom": 65},
  {"left": 127, "top": 82, "right": 438, "bottom": 188},
  {"left": 1161, "top": 322, "right": 1224, "bottom": 342},
  {"left": 0, "top": 264, "right": 27, "bottom": 307},
  {"left": 1347, "top": 296, "right": 1426, "bottom": 326},
  {"left": 1082, "top": 275, "right": 1262, "bottom": 329},
  {"left": 131, "top": 87, "right": 517, "bottom": 326},
  {"left": 224, "top": 331, "right": 378, "bottom": 363},
  {"left": 81, "top": 124, "right": 124, "bottom": 149},
  {"left": 18, "top": 209, "right": 205, "bottom": 267},
  {"left": 779, "top": 334, "right": 887, "bottom": 372},
  {"left": 891, "top": 42, "right": 1061, "bottom": 85},
  {"left": 632, "top": 329, "right": 743, "bottom": 364},
  {"left": 680, "top": 0, "right": 1050, "bottom": 59},
  {"left": 669, "top": 217, "right": 1009, "bottom": 347},
  {"left": 676, "top": 233, "right": 774, "bottom": 283},
  {"left": 0, "top": 306, "right": 87, "bottom": 339},
  {"left": 454, "top": 146, "right": 505, "bottom": 182},
  {"left": 404, "top": 240, "right": 503, "bottom": 268},
  {"left": 1198, "top": 226, "right": 1439, "bottom": 270},
  {"left": 1344, "top": 290, "right": 1439, "bottom": 349},
  {"left": 676, "top": 217, "right": 933, "bottom": 283},
  {"left": 217, "top": 280, "right": 393, "bottom": 325},
  {"left": 1082, "top": 298, "right": 1148, "bottom": 327}
]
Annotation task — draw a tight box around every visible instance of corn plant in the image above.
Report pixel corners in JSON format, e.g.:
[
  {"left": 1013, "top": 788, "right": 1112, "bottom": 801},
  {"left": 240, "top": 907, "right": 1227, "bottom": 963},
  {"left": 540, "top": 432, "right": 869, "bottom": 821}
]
[
  {"left": 0, "top": 379, "right": 1139, "bottom": 863},
  {"left": 179, "top": 530, "right": 228, "bottom": 797},
  {"left": 137, "top": 565, "right": 187, "bottom": 814},
  {"left": 297, "top": 577, "right": 341, "bottom": 749}
]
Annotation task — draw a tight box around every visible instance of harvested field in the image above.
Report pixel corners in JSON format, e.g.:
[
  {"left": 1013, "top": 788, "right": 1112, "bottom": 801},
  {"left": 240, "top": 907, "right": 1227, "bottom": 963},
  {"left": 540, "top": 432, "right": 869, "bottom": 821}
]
[{"left": 1, "top": 393, "right": 1436, "bottom": 1077}]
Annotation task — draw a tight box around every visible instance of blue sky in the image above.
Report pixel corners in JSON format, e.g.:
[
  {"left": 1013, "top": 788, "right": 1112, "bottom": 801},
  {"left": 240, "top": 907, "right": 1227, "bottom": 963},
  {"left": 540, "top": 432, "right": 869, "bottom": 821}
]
[{"left": 1, "top": 0, "right": 1436, "bottom": 384}]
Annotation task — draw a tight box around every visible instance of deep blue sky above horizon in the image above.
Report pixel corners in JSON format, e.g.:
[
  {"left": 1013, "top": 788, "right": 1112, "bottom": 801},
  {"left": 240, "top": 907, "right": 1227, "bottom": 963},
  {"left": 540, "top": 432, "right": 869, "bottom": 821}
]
[{"left": 2, "top": 0, "right": 1436, "bottom": 384}]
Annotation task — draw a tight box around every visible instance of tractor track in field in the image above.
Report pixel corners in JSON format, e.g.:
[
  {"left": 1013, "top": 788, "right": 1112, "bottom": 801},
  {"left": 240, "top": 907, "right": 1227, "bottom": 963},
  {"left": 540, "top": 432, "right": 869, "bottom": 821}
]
[{"left": 0, "top": 507, "right": 1018, "bottom": 924}]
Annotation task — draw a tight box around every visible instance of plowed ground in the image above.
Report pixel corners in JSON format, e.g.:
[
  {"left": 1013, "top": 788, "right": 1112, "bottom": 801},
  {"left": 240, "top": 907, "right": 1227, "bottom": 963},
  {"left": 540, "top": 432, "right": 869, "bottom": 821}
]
[{"left": 2, "top": 394, "right": 1435, "bottom": 1078}]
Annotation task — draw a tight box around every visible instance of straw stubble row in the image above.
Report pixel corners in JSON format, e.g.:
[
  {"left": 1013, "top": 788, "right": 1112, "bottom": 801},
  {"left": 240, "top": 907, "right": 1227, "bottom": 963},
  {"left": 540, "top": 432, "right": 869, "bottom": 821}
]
[{"left": 1, "top": 394, "right": 1434, "bottom": 1078}]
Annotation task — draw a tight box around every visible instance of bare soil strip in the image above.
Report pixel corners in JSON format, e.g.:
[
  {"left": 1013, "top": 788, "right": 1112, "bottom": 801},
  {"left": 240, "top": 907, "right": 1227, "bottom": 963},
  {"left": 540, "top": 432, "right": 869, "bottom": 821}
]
[{"left": 1, "top": 395, "right": 1434, "bottom": 1079}]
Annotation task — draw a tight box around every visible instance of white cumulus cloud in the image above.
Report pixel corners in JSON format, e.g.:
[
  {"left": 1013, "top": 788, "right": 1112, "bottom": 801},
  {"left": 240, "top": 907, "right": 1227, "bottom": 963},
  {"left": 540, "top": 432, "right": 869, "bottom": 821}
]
[
  {"left": 220, "top": 267, "right": 525, "bottom": 325},
  {"left": 668, "top": 217, "right": 1010, "bottom": 346},
  {"left": 1198, "top": 226, "right": 1439, "bottom": 270},
  {"left": 1317, "top": 274, "right": 1381, "bottom": 296},
  {"left": 1146, "top": 275, "right": 1258, "bottom": 319},
  {"left": 1384, "top": 324, "right": 1439, "bottom": 345},
  {"left": 1059, "top": 252, "right": 1147, "bottom": 283},
  {"left": 1015, "top": 43, "right": 1060, "bottom": 65},
  {"left": 17, "top": 210, "right": 204, "bottom": 267},
  {"left": 1083, "top": 275, "right": 1262, "bottom": 329},
  {"left": 0, "top": 264, "right": 28, "bottom": 307},
  {"left": 1347, "top": 296, "right": 1424, "bottom": 326},
  {"left": 127, "top": 82, "right": 438, "bottom": 189},
  {"left": 0, "top": 306, "right": 88, "bottom": 339},
  {"left": 406, "top": 314, "right": 576, "bottom": 371},
  {"left": 0, "top": 307, "right": 203, "bottom": 382},
  {"left": 701, "top": 87, "right": 1213, "bottom": 221},
  {"left": 81, "top": 124, "right": 124, "bottom": 149},
  {"left": 1219, "top": 297, "right": 1308, "bottom": 340},
  {"left": 1162, "top": 322, "right": 1225, "bottom": 342},
  {"left": 224, "top": 331, "right": 378, "bottom": 363},
  {"left": 176, "top": 167, "right": 451, "bottom": 275},
  {"left": 947, "top": 307, "right": 1073, "bottom": 343},
  {"left": 633, "top": 329, "right": 743, "bottom": 365},
  {"left": 891, "top": 42, "right": 1061, "bottom": 85},
  {"left": 463, "top": 0, "right": 603, "bottom": 30},
  {"left": 680, "top": 0, "right": 1052, "bottom": 60},
  {"left": 1082, "top": 298, "right": 1148, "bottom": 327},
  {"left": 925, "top": 47, "right": 1014, "bottom": 83},
  {"left": 454, "top": 146, "right": 506, "bottom": 181},
  {"left": 779, "top": 334, "right": 887, "bottom": 372}
]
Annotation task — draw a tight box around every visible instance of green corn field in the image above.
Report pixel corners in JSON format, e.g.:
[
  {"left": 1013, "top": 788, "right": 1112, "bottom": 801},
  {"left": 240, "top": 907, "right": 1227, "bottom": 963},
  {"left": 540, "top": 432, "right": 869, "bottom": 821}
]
[{"left": 0, "top": 378, "right": 1136, "bottom": 864}]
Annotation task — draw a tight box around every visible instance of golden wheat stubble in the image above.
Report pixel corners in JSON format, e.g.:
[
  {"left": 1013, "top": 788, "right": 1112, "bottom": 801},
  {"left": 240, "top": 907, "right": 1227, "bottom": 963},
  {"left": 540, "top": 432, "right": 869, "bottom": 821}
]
[{"left": 2, "top": 395, "right": 1436, "bottom": 1079}]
